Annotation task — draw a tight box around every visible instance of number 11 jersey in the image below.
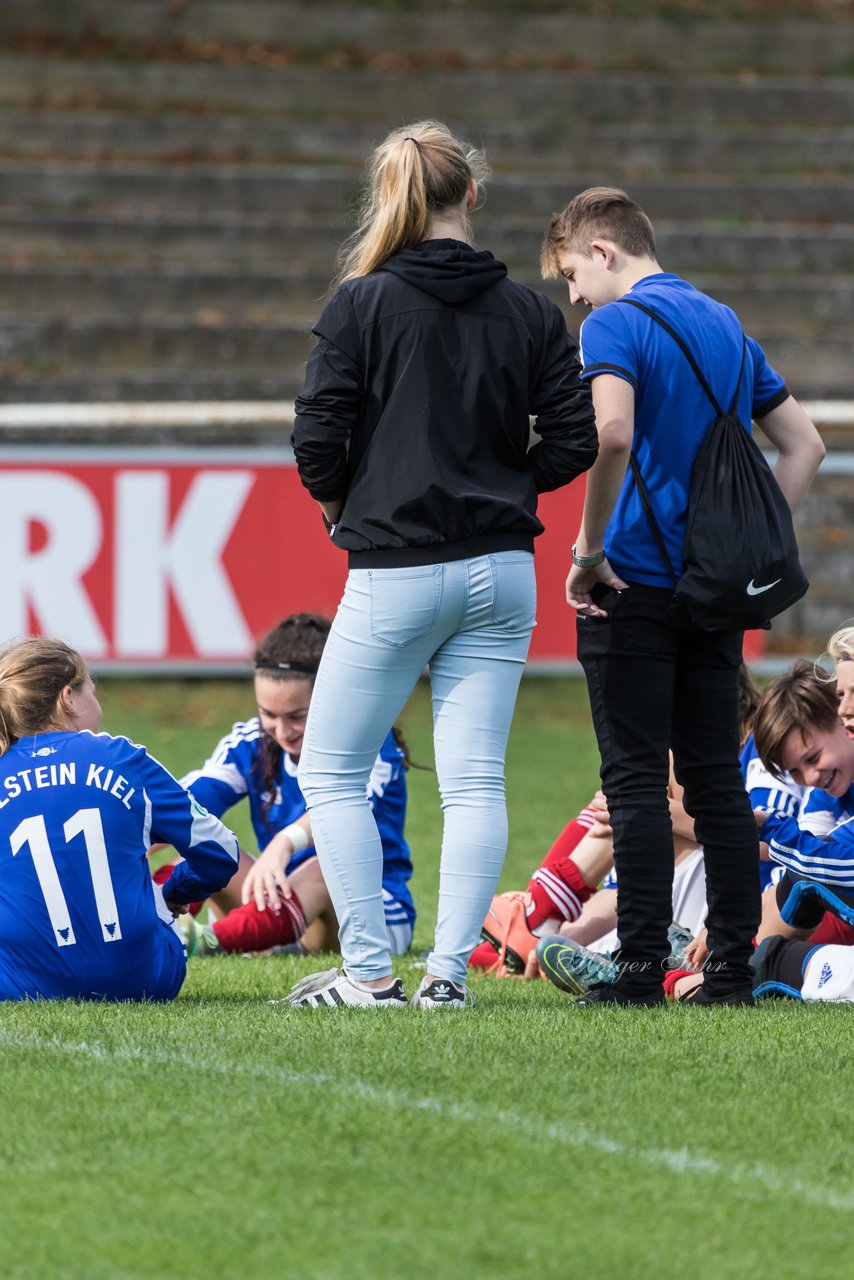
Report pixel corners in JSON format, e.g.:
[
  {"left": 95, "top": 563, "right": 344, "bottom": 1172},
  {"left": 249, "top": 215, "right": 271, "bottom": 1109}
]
[{"left": 0, "top": 729, "right": 240, "bottom": 1001}]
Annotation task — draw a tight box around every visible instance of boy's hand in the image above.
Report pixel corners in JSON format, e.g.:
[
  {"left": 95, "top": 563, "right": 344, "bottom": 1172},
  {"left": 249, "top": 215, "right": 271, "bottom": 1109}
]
[{"left": 566, "top": 557, "right": 628, "bottom": 618}]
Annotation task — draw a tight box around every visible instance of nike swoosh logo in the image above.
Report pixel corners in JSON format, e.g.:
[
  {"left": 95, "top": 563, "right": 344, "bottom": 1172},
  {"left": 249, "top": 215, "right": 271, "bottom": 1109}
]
[{"left": 746, "top": 578, "right": 782, "bottom": 596}]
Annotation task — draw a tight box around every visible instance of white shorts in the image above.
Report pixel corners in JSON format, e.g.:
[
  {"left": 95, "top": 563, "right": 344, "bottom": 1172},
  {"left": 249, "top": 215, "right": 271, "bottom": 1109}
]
[
  {"left": 592, "top": 847, "right": 708, "bottom": 954},
  {"left": 802, "top": 945, "right": 854, "bottom": 1002}
]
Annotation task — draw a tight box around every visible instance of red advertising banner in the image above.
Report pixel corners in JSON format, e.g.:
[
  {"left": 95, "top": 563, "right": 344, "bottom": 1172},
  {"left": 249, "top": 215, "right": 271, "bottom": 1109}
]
[{"left": 0, "top": 457, "right": 762, "bottom": 668}]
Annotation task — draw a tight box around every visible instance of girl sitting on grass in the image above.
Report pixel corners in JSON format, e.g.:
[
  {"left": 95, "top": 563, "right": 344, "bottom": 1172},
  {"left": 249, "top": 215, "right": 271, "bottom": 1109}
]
[
  {"left": 0, "top": 636, "right": 239, "bottom": 1001},
  {"left": 173, "top": 614, "right": 415, "bottom": 960}
]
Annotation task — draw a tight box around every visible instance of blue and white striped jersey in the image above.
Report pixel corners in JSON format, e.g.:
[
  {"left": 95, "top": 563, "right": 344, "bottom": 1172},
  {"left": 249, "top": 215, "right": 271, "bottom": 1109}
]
[
  {"left": 799, "top": 784, "right": 853, "bottom": 837},
  {"left": 0, "top": 730, "right": 239, "bottom": 1001},
  {"left": 740, "top": 733, "right": 804, "bottom": 819},
  {"left": 181, "top": 720, "right": 414, "bottom": 924},
  {"left": 740, "top": 733, "right": 805, "bottom": 891},
  {"left": 762, "top": 781, "right": 854, "bottom": 889}
]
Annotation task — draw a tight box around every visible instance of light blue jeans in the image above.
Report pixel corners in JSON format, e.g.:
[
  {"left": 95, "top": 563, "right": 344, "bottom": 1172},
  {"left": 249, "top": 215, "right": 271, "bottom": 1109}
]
[{"left": 297, "top": 552, "right": 536, "bottom": 986}]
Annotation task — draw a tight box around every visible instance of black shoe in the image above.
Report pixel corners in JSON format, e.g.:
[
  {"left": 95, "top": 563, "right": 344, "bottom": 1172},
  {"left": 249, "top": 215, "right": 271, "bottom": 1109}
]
[
  {"left": 683, "top": 985, "right": 755, "bottom": 1007},
  {"left": 575, "top": 981, "right": 665, "bottom": 1007}
]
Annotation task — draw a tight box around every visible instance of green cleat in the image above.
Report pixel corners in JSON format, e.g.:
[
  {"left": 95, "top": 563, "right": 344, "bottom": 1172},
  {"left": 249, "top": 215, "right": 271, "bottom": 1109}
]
[
  {"left": 178, "top": 914, "right": 223, "bottom": 958},
  {"left": 536, "top": 934, "right": 619, "bottom": 997}
]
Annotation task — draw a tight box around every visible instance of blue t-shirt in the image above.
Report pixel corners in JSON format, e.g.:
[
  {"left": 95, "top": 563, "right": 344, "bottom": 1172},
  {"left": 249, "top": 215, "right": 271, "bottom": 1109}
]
[
  {"left": 578, "top": 273, "right": 789, "bottom": 588},
  {"left": 0, "top": 730, "right": 240, "bottom": 1001},
  {"left": 182, "top": 720, "right": 415, "bottom": 924}
]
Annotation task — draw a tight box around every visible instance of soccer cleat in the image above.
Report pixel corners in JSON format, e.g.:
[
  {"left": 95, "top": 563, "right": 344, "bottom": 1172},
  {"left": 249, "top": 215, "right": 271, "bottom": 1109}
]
[
  {"left": 282, "top": 968, "right": 408, "bottom": 1009},
  {"left": 410, "top": 976, "right": 475, "bottom": 1009},
  {"left": 178, "top": 914, "right": 223, "bottom": 958},
  {"left": 574, "top": 981, "right": 665, "bottom": 1007},
  {"left": 536, "top": 934, "right": 618, "bottom": 997},
  {"left": 666, "top": 921, "right": 694, "bottom": 970},
  {"left": 480, "top": 893, "right": 537, "bottom": 976}
]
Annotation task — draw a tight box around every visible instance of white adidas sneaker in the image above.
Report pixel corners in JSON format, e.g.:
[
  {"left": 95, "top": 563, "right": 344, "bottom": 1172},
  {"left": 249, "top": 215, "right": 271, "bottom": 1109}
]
[
  {"left": 410, "top": 976, "right": 475, "bottom": 1009},
  {"left": 282, "top": 967, "right": 408, "bottom": 1009}
]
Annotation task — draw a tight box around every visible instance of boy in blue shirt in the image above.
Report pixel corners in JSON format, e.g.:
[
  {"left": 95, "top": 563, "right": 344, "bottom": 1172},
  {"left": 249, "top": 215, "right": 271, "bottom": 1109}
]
[{"left": 541, "top": 187, "right": 824, "bottom": 1005}]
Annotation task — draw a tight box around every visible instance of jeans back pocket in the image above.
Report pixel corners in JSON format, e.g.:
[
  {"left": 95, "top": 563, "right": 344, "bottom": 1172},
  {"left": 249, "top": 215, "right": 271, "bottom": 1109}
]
[
  {"left": 488, "top": 552, "right": 537, "bottom": 633},
  {"left": 368, "top": 565, "right": 443, "bottom": 647}
]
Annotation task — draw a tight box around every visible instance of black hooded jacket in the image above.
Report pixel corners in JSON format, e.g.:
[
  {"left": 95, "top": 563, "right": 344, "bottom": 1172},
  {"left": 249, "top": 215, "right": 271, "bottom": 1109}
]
[{"left": 293, "top": 239, "right": 598, "bottom": 567}]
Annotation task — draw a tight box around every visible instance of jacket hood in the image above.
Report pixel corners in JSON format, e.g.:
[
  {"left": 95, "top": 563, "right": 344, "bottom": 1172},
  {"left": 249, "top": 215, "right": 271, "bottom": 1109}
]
[{"left": 379, "top": 238, "right": 508, "bottom": 304}]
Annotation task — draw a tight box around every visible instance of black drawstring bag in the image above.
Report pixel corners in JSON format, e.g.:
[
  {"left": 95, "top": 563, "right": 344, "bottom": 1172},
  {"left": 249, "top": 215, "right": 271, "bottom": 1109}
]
[{"left": 622, "top": 298, "right": 808, "bottom": 633}]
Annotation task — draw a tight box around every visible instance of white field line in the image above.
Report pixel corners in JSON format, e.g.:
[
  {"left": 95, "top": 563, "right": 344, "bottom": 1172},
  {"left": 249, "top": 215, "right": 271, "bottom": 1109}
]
[{"left": 1, "top": 1026, "right": 851, "bottom": 1213}]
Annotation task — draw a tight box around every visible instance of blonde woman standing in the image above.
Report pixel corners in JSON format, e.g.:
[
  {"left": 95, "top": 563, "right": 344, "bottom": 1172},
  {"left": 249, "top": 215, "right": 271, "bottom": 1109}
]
[{"left": 289, "top": 121, "right": 597, "bottom": 1009}]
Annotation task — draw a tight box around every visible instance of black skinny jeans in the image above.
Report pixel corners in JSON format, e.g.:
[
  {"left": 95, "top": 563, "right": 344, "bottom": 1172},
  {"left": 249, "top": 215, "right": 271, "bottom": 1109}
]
[{"left": 577, "top": 582, "right": 761, "bottom": 993}]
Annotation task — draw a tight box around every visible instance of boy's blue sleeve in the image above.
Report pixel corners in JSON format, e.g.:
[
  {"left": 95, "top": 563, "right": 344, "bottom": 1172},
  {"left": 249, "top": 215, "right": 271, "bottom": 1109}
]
[
  {"left": 747, "top": 336, "right": 788, "bottom": 418},
  {"left": 137, "top": 751, "right": 240, "bottom": 903},
  {"left": 761, "top": 811, "right": 854, "bottom": 889},
  {"left": 578, "top": 307, "right": 638, "bottom": 389}
]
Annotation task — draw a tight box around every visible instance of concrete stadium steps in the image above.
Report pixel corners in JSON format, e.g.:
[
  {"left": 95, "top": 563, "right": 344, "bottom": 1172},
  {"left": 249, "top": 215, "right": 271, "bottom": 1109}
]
[
  {"left": 3, "top": 2, "right": 854, "bottom": 76},
  {"left": 0, "top": 316, "right": 851, "bottom": 401},
  {"left": 3, "top": 210, "right": 854, "bottom": 278},
  {"left": 0, "top": 318, "right": 313, "bottom": 375},
  {"left": 3, "top": 109, "right": 854, "bottom": 179},
  {"left": 5, "top": 268, "right": 854, "bottom": 337},
  {"left": 780, "top": 474, "right": 854, "bottom": 643},
  {"left": 0, "top": 266, "right": 330, "bottom": 319},
  {"left": 0, "top": 9, "right": 853, "bottom": 406},
  {"left": 4, "top": 56, "right": 854, "bottom": 128},
  {"left": 0, "top": 372, "right": 296, "bottom": 405},
  {"left": 3, "top": 162, "right": 854, "bottom": 225}
]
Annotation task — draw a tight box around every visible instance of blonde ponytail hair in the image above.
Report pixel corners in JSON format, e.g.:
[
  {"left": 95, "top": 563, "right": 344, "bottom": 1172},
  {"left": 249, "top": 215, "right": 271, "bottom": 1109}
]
[
  {"left": 334, "top": 120, "right": 489, "bottom": 286},
  {"left": 0, "top": 636, "right": 88, "bottom": 754}
]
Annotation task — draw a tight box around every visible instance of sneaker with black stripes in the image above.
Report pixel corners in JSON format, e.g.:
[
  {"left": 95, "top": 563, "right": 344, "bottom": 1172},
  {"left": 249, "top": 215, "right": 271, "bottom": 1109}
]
[
  {"left": 283, "top": 968, "right": 408, "bottom": 1009},
  {"left": 410, "top": 976, "right": 475, "bottom": 1008}
]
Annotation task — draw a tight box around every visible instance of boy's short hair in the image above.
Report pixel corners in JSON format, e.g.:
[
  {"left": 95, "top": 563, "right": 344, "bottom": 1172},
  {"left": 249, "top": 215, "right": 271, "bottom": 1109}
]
[
  {"left": 541, "top": 186, "right": 657, "bottom": 279},
  {"left": 752, "top": 659, "right": 841, "bottom": 778}
]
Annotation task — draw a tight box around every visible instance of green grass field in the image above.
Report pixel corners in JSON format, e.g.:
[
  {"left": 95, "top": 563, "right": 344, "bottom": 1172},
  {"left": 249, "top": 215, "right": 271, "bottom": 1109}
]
[{"left": 1, "top": 677, "right": 851, "bottom": 1280}]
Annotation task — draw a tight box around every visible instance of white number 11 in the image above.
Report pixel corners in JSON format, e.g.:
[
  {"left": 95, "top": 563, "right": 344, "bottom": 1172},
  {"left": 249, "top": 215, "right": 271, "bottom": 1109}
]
[{"left": 10, "top": 809, "right": 123, "bottom": 947}]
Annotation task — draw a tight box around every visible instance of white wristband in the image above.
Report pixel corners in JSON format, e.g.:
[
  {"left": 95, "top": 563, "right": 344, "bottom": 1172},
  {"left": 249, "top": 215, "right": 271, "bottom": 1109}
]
[{"left": 282, "top": 822, "right": 310, "bottom": 853}]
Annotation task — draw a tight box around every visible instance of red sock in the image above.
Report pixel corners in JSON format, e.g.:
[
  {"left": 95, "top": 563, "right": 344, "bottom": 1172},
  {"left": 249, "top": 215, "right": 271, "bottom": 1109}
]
[
  {"left": 212, "top": 891, "right": 306, "bottom": 953},
  {"left": 468, "top": 940, "right": 500, "bottom": 969},
  {"left": 152, "top": 862, "right": 203, "bottom": 917},
  {"left": 525, "top": 814, "right": 598, "bottom": 930},
  {"left": 808, "top": 911, "right": 854, "bottom": 947},
  {"left": 663, "top": 969, "right": 693, "bottom": 1000}
]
